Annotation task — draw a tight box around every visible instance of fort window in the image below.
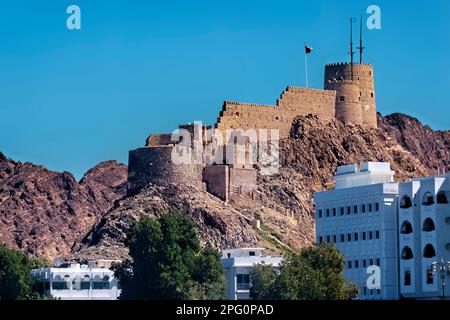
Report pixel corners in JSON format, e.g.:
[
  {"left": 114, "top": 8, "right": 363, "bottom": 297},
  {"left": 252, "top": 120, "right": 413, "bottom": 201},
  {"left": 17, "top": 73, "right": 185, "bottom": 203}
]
[
  {"left": 423, "top": 244, "right": 436, "bottom": 258},
  {"left": 437, "top": 191, "right": 448, "bottom": 204},
  {"left": 371, "top": 92, "right": 374, "bottom": 98},
  {"left": 369, "top": 71, "right": 372, "bottom": 75},
  {"left": 340, "top": 96, "right": 345, "bottom": 102},
  {"left": 401, "top": 247, "right": 413, "bottom": 260},
  {"left": 422, "top": 192, "right": 434, "bottom": 206},
  {"left": 400, "top": 196, "right": 412, "bottom": 209},
  {"left": 404, "top": 271, "right": 411, "bottom": 286},
  {"left": 400, "top": 221, "right": 413, "bottom": 234},
  {"left": 422, "top": 218, "right": 436, "bottom": 232}
]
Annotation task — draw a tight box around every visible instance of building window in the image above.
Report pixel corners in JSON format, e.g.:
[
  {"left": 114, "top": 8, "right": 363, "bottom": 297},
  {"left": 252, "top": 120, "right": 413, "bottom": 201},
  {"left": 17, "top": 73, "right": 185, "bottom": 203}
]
[
  {"left": 347, "top": 207, "right": 351, "bottom": 215},
  {"left": 340, "top": 96, "right": 345, "bottom": 102},
  {"left": 80, "top": 281, "right": 91, "bottom": 290},
  {"left": 326, "top": 236, "right": 331, "bottom": 243},
  {"left": 400, "top": 196, "right": 412, "bottom": 209},
  {"left": 363, "top": 259, "right": 367, "bottom": 268},
  {"left": 348, "top": 261, "right": 352, "bottom": 269},
  {"left": 375, "top": 203, "right": 379, "bottom": 211},
  {"left": 437, "top": 192, "right": 448, "bottom": 204},
  {"left": 369, "top": 259, "right": 374, "bottom": 266},
  {"left": 333, "top": 208, "right": 336, "bottom": 216},
  {"left": 326, "top": 209, "right": 330, "bottom": 217},
  {"left": 377, "top": 289, "right": 381, "bottom": 295},
  {"left": 368, "top": 203, "right": 373, "bottom": 212},
  {"left": 319, "top": 236, "right": 323, "bottom": 244},
  {"left": 376, "top": 258, "right": 380, "bottom": 267},
  {"left": 401, "top": 247, "right": 414, "bottom": 260},
  {"left": 422, "top": 192, "right": 434, "bottom": 206},
  {"left": 52, "top": 282, "right": 69, "bottom": 290},
  {"left": 317, "top": 210, "right": 323, "bottom": 218},
  {"left": 249, "top": 251, "right": 256, "bottom": 256},
  {"left": 376, "top": 231, "right": 380, "bottom": 239},
  {"left": 347, "top": 233, "right": 352, "bottom": 242},
  {"left": 354, "top": 206, "right": 358, "bottom": 214},
  {"left": 369, "top": 231, "right": 373, "bottom": 240},
  {"left": 362, "top": 204, "right": 366, "bottom": 213},
  {"left": 340, "top": 207, "right": 345, "bottom": 216},
  {"left": 404, "top": 271, "right": 411, "bottom": 286},
  {"left": 371, "top": 92, "right": 374, "bottom": 98},
  {"left": 340, "top": 234, "right": 345, "bottom": 243},
  {"left": 355, "top": 260, "right": 359, "bottom": 269},
  {"left": 333, "top": 235, "right": 337, "bottom": 243},
  {"left": 236, "top": 274, "right": 251, "bottom": 291},
  {"left": 363, "top": 287, "right": 367, "bottom": 295},
  {"left": 92, "top": 281, "right": 110, "bottom": 290},
  {"left": 362, "top": 232, "right": 366, "bottom": 240},
  {"left": 423, "top": 244, "right": 436, "bottom": 258},
  {"left": 354, "top": 233, "right": 359, "bottom": 241},
  {"left": 400, "top": 221, "right": 413, "bottom": 234},
  {"left": 422, "top": 218, "right": 436, "bottom": 232}
]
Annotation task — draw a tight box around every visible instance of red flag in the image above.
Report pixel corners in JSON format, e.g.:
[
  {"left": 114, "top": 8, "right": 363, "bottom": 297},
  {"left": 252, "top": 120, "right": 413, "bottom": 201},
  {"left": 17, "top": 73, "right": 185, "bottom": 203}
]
[{"left": 305, "top": 45, "right": 313, "bottom": 54}]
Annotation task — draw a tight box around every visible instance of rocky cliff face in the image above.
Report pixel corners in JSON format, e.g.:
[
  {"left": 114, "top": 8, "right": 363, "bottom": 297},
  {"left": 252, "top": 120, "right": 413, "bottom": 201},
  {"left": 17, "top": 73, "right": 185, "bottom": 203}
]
[
  {"left": 1, "top": 113, "right": 448, "bottom": 261},
  {"left": 71, "top": 113, "right": 449, "bottom": 260},
  {"left": 0, "top": 154, "right": 127, "bottom": 261}
]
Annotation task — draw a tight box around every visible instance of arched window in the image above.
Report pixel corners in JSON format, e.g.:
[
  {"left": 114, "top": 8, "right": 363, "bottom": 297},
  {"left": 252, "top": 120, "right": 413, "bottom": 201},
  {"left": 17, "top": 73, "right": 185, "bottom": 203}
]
[
  {"left": 401, "top": 247, "right": 414, "bottom": 260},
  {"left": 340, "top": 96, "right": 345, "bottom": 102},
  {"left": 423, "top": 244, "right": 436, "bottom": 258},
  {"left": 422, "top": 192, "right": 434, "bottom": 206},
  {"left": 422, "top": 218, "right": 436, "bottom": 232},
  {"left": 437, "top": 192, "right": 448, "bottom": 204},
  {"left": 400, "top": 196, "right": 412, "bottom": 209},
  {"left": 400, "top": 221, "right": 413, "bottom": 234}
]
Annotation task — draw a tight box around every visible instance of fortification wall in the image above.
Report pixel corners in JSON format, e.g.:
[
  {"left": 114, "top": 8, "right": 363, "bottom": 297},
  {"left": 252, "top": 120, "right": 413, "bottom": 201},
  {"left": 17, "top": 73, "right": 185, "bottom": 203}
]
[
  {"left": 325, "top": 63, "right": 377, "bottom": 128},
  {"left": 204, "top": 165, "right": 229, "bottom": 201},
  {"left": 127, "top": 146, "right": 203, "bottom": 195},
  {"left": 215, "top": 87, "right": 336, "bottom": 139}
]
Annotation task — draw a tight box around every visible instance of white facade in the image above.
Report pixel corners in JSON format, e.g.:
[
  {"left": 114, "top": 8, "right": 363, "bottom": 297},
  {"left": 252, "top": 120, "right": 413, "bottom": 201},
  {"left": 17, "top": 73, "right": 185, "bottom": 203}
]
[
  {"left": 221, "top": 248, "right": 283, "bottom": 300},
  {"left": 314, "top": 162, "right": 400, "bottom": 300},
  {"left": 31, "top": 263, "right": 121, "bottom": 300},
  {"left": 398, "top": 173, "right": 450, "bottom": 299}
]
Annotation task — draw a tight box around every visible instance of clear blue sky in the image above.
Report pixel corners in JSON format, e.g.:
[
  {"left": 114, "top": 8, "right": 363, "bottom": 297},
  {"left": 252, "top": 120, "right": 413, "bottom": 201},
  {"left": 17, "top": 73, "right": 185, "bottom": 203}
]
[{"left": 1, "top": 0, "right": 449, "bottom": 179}]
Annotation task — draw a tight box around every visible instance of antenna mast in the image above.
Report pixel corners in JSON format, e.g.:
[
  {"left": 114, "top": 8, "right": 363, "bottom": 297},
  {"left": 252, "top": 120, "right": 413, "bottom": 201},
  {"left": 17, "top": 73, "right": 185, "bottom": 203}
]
[
  {"left": 357, "top": 15, "right": 365, "bottom": 64},
  {"left": 349, "top": 17, "right": 356, "bottom": 80}
]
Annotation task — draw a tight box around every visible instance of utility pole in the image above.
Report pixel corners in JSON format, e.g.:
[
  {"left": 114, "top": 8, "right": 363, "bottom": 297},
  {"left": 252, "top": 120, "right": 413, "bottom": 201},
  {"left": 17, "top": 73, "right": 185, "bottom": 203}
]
[{"left": 356, "top": 15, "right": 365, "bottom": 64}]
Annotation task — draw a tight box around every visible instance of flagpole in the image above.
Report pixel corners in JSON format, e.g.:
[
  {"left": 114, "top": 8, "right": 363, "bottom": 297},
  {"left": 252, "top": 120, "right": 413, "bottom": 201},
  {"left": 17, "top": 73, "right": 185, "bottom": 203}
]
[{"left": 304, "top": 45, "right": 309, "bottom": 88}]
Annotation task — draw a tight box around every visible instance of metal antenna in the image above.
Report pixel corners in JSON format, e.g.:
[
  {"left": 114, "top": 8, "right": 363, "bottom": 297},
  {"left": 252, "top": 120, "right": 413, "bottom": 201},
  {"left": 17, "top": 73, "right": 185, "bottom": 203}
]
[
  {"left": 349, "top": 18, "right": 356, "bottom": 80},
  {"left": 356, "top": 15, "right": 365, "bottom": 64}
]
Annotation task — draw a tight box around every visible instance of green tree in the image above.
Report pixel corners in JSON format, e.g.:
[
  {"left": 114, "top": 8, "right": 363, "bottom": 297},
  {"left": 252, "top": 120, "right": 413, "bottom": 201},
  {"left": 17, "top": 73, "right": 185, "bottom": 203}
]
[
  {"left": 114, "top": 213, "right": 226, "bottom": 300},
  {"left": 0, "top": 245, "right": 49, "bottom": 300},
  {"left": 250, "top": 243, "right": 359, "bottom": 300}
]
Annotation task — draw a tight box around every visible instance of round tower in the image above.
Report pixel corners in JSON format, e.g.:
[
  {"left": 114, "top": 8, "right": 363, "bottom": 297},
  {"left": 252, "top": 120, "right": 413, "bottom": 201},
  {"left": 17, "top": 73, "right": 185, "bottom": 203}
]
[
  {"left": 324, "top": 63, "right": 377, "bottom": 128},
  {"left": 325, "top": 79, "right": 362, "bottom": 126}
]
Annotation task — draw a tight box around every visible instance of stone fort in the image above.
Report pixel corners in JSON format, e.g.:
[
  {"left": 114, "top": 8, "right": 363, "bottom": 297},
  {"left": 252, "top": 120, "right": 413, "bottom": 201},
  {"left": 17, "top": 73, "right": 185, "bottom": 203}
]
[{"left": 128, "top": 62, "right": 378, "bottom": 201}]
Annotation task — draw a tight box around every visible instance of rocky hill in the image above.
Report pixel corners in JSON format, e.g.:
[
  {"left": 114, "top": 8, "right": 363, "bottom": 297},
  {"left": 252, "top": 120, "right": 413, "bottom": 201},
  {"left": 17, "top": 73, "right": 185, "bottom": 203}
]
[
  {"left": 71, "top": 113, "right": 449, "bottom": 260},
  {"left": 0, "top": 154, "right": 127, "bottom": 261},
  {"left": 1, "top": 113, "right": 448, "bottom": 261}
]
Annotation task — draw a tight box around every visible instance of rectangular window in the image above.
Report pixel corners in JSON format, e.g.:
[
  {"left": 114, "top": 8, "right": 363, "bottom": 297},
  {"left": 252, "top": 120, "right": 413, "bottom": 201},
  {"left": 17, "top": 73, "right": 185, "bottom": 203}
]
[
  {"left": 80, "top": 282, "right": 91, "bottom": 290},
  {"left": 376, "top": 231, "right": 380, "bottom": 239},
  {"left": 375, "top": 203, "right": 379, "bottom": 211},
  {"left": 340, "top": 234, "right": 345, "bottom": 243},
  {"left": 363, "top": 260, "right": 367, "bottom": 268},
  {"left": 354, "top": 233, "right": 359, "bottom": 241},
  {"left": 362, "top": 232, "right": 366, "bottom": 240},
  {"left": 355, "top": 260, "right": 359, "bottom": 269},
  {"left": 354, "top": 205, "right": 358, "bottom": 214},
  {"left": 326, "top": 209, "right": 330, "bottom": 217},
  {"left": 368, "top": 204, "right": 373, "bottom": 212},
  {"left": 404, "top": 271, "right": 411, "bottom": 286},
  {"left": 333, "top": 235, "right": 337, "bottom": 243},
  {"left": 369, "top": 231, "right": 373, "bottom": 240},
  {"left": 333, "top": 208, "right": 336, "bottom": 217},
  {"left": 236, "top": 274, "right": 251, "bottom": 291},
  {"left": 249, "top": 251, "right": 256, "bottom": 256},
  {"left": 52, "top": 282, "right": 69, "bottom": 290},
  {"left": 318, "top": 236, "right": 323, "bottom": 244},
  {"left": 318, "top": 210, "right": 322, "bottom": 218},
  {"left": 347, "top": 233, "right": 352, "bottom": 242},
  {"left": 377, "top": 289, "right": 381, "bottom": 295},
  {"left": 347, "top": 207, "right": 351, "bottom": 215},
  {"left": 362, "top": 204, "right": 366, "bottom": 213},
  {"left": 376, "top": 258, "right": 380, "bottom": 267},
  {"left": 326, "top": 236, "right": 331, "bottom": 242},
  {"left": 369, "top": 259, "right": 374, "bottom": 266},
  {"left": 348, "top": 261, "right": 352, "bottom": 269},
  {"left": 92, "top": 282, "right": 110, "bottom": 290},
  {"left": 340, "top": 207, "right": 344, "bottom": 216},
  {"left": 363, "top": 287, "right": 367, "bottom": 295}
]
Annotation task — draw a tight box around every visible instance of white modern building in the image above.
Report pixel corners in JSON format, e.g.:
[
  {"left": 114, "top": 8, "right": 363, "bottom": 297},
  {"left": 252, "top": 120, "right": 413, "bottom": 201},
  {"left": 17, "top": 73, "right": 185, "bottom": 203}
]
[
  {"left": 31, "top": 262, "right": 121, "bottom": 300},
  {"left": 398, "top": 173, "right": 450, "bottom": 299},
  {"left": 314, "top": 162, "right": 400, "bottom": 300},
  {"left": 221, "top": 248, "right": 283, "bottom": 300}
]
